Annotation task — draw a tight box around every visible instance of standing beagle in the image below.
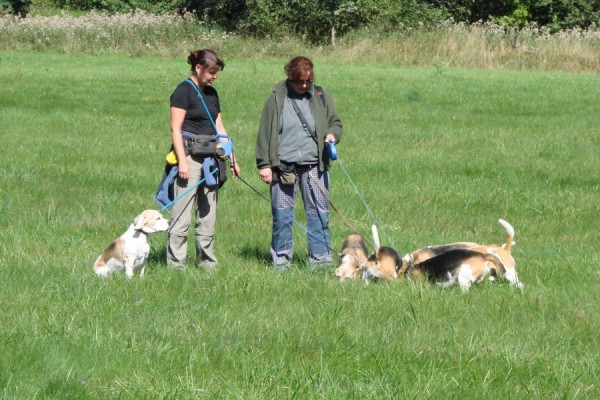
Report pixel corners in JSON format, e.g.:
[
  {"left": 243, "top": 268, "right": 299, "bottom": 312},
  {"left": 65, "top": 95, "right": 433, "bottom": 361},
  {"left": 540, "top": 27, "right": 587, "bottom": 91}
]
[{"left": 470, "top": 219, "right": 522, "bottom": 288}]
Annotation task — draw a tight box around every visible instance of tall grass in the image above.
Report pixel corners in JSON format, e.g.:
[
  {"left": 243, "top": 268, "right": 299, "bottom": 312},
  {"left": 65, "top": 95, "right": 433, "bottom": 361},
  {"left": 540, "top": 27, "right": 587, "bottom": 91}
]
[
  {"left": 1, "top": 11, "right": 599, "bottom": 71},
  {"left": 0, "top": 50, "right": 599, "bottom": 398}
]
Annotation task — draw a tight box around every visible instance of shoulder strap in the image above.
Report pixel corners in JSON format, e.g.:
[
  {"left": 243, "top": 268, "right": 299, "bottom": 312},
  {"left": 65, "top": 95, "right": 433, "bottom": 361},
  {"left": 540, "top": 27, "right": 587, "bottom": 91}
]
[
  {"left": 184, "top": 79, "right": 218, "bottom": 136},
  {"left": 289, "top": 98, "right": 317, "bottom": 143}
]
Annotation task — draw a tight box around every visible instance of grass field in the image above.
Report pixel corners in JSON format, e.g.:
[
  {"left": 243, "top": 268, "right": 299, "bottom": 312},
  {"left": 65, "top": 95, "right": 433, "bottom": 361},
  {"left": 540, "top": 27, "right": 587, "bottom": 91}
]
[{"left": 1, "top": 51, "right": 599, "bottom": 399}]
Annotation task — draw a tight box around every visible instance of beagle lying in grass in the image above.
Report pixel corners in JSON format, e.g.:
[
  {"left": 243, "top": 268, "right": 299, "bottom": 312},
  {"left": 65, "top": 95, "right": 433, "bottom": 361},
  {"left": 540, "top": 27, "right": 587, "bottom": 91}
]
[
  {"left": 407, "top": 249, "right": 506, "bottom": 291},
  {"left": 334, "top": 225, "right": 400, "bottom": 283},
  {"left": 397, "top": 242, "right": 480, "bottom": 276},
  {"left": 403, "top": 219, "right": 523, "bottom": 290},
  {"left": 93, "top": 209, "right": 169, "bottom": 278},
  {"left": 334, "top": 234, "right": 370, "bottom": 280},
  {"left": 361, "top": 225, "right": 401, "bottom": 283}
]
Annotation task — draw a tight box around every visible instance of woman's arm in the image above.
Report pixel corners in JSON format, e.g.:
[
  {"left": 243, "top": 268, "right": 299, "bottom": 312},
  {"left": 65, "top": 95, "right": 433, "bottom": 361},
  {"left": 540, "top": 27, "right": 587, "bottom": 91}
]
[
  {"left": 215, "top": 113, "right": 241, "bottom": 178},
  {"left": 170, "top": 107, "right": 189, "bottom": 180}
]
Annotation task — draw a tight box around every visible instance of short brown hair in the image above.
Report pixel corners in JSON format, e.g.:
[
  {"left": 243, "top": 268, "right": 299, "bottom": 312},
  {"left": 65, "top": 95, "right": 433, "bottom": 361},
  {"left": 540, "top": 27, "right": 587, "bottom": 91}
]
[
  {"left": 284, "top": 56, "right": 314, "bottom": 81},
  {"left": 187, "top": 49, "right": 225, "bottom": 72}
]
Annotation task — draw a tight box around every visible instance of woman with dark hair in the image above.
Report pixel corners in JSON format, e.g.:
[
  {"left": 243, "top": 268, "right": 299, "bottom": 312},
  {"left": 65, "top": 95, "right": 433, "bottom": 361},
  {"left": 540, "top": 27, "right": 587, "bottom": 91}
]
[
  {"left": 167, "top": 49, "right": 241, "bottom": 271},
  {"left": 256, "top": 56, "right": 343, "bottom": 270}
]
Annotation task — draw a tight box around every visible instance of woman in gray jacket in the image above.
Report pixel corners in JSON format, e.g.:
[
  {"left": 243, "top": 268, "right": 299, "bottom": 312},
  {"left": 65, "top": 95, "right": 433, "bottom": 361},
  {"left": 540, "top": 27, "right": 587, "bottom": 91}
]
[{"left": 255, "top": 56, "right": 343, "bottom": 269}]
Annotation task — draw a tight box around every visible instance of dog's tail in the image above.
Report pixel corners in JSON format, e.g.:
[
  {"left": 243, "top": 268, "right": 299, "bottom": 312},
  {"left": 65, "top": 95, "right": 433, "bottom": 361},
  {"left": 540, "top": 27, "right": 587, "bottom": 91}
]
[
  {"left": 498, "top": 219, "right": 515, "bottom": 253},
  {"left": 371, "top": 224, "right": 381, "bottom": 253},
  {"left": 482, "top": 253, "right": 506, "bottom": 276}
]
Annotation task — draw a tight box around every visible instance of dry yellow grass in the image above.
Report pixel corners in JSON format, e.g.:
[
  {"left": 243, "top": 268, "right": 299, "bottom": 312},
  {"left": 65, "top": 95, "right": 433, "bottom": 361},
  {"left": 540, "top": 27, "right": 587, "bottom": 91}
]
[{"left": 1, "top": 12, "right": 598, "bottom": 72}]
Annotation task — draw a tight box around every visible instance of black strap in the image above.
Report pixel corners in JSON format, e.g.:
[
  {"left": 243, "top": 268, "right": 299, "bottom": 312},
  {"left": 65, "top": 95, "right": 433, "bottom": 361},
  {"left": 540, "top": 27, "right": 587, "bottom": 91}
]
[{"left": 290, "top": 98, "right": 318, "bottom": 143}]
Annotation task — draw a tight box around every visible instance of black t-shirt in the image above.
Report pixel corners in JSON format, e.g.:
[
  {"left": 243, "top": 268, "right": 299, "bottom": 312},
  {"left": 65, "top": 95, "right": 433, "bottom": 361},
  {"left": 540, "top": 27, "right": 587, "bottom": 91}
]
[{"left": 170, "top": 80, "right": 220, "bottom": 136}]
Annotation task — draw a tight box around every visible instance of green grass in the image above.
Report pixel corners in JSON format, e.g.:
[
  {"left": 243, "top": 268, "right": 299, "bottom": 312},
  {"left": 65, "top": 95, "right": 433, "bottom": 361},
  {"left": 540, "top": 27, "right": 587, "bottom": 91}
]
[{"left": 1, "top": 51, "right": 599, "bottom": 399}]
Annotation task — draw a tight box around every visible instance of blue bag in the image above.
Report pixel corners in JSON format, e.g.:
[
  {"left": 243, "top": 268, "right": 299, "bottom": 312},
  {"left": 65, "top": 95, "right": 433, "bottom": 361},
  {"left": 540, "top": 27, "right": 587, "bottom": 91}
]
[
  {"left": 154, "top": 163, "right": 178, "bottom": 208},
  {"left": 202, "top": 157, "right": 218, "bottom": 188}
]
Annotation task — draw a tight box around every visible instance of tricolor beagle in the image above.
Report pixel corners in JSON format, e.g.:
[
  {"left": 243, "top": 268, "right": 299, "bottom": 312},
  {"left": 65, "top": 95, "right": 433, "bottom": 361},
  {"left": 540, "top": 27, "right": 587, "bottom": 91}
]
[
  {"left": 407, "top": 249, "right": 506, "bottom": 291},
  {"left": 334, "top": 234, "right": 370, "bottom": 280},
  {"left": 470, "top": 219, "right": 522, "bottom": 288},
  {"left": 403, "top": 219, "right": 523, "bottom": 289},
  {"left": 398, "top": 242, "right": 480, "bottom": 276},
  {"left": 361, "top": 225, "right": 401, "bottom": 283}
]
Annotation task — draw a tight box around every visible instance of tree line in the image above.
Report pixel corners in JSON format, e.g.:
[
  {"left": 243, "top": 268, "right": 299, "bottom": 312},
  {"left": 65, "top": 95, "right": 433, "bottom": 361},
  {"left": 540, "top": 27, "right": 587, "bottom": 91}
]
[{"left": 4, "top": 0, "right": 600, "bottom": 43}]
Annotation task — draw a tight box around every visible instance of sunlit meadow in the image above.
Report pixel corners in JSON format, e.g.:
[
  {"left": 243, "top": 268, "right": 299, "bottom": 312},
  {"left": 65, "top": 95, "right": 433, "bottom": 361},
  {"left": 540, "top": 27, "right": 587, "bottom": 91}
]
[{"left": 0, "top": 9, "right": 599, "bottom": 399}]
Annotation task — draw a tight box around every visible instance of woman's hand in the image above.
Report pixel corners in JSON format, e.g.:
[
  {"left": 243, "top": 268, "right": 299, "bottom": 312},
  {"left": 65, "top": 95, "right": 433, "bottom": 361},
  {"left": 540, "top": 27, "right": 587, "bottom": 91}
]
[
  {"left": 178, "top": 159, "right": 189, "bottom": 180},
  {"left": 259, "top": 167, "right": 272, "bottom": 184},
  {"left": 229, "top": 153, "right": 241, "bottom": 178}
]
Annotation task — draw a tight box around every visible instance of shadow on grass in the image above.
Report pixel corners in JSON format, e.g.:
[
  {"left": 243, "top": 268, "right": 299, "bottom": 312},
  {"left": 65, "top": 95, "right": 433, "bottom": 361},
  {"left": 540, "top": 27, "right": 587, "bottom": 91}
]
[
  {"left": 147, "top": 243, "right": 274, "bottom": 271},
  {"left": 147, "top": 243, "right": 167, "bottom": 273},
  {"left": 237, "top": 245, "right": 272, "bottom": 265}
]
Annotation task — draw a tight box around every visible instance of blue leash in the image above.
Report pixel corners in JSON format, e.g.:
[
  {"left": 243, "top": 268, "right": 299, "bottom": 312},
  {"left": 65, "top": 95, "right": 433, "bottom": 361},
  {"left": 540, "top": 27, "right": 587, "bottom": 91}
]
[
  {"left": 185, "top": 79, "right": 219, "bottom": 133},
  {"left": 160, "top": 168, "right": 219, "bottom": 213},
  {"left": 336, "top": 160, "right": 393, "bottom": 246},
  {"left": 157, "top": 80, "right": 231, "bottom": 212},
  {"left": 236, "top": 176, "right": 339, "bottom": 256}
]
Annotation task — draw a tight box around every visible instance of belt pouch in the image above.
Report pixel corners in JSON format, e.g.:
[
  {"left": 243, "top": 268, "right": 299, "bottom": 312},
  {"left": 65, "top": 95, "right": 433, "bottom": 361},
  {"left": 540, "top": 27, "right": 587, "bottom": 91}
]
[
  {"left": 277, "top": 162, "right": 296, "bottom": 186},
  {"left": 187, "top": 136, "right": 217, "bottom": 157}
]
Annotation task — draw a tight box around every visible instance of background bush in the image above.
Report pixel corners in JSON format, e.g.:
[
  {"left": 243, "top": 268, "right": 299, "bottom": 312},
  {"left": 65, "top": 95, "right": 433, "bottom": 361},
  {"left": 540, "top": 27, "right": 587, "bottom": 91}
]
[
  {"left": 16, "top": 0, "right": 600, "bottom": 42},
  {"left": 1, "top": 0, "right": 32, "bottom": 15}
]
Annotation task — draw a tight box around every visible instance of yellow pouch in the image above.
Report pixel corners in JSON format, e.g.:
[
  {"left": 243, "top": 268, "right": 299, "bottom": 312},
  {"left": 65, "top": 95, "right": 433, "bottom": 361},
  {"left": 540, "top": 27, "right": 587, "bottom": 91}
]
[{"left": 166, "top": 151, "right": 178, "bottom": 165}]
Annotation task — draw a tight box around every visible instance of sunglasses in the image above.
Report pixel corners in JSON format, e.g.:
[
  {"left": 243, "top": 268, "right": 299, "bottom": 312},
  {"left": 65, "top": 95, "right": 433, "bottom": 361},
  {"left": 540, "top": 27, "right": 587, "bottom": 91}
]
[{"left": 292, "top": 79, "right": 314, "bottom": 86}]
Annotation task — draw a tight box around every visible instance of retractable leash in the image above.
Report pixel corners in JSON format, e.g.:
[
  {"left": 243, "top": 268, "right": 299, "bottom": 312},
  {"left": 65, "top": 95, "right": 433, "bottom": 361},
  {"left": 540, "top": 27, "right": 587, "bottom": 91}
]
[
  {"left": 309, "top": 142, "right": 391, "bottom": 247},
  {"left": 236, "top": 176, "right": 339, "bottom": 257},
  {"left": 185, "top": 79, "right": 234, "bottom": 157},
  {"left": 160, "top": 168, "right": 219, "bottom": 213},
  {"left": 306, "top": 167, "right": 371, "bottom": 247},
  {"left": 335, "top": 159, "right": 394, "bottom": 246}
]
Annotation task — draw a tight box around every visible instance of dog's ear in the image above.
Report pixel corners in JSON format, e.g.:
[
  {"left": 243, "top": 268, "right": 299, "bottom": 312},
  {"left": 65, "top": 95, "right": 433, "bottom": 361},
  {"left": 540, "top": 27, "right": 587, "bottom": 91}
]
[{"left": 134, "top": 214, "right": 146, "bottom": 230}]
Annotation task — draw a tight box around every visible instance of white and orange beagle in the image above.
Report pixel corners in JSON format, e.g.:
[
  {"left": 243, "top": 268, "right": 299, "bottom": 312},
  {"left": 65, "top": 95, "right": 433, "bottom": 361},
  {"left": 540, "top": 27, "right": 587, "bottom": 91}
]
[{"left": 93, "top": 209, "right": 169, "bottom": 278}]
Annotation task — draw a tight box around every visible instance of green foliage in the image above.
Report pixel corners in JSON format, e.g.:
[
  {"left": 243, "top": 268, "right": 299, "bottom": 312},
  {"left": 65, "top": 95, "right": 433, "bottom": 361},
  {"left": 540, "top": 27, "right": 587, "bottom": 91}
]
[
  {"left": 372, "top": 0, "right": 447, "bottom": 32},
  {"left": 427, "top": 0, "right": 600, "bottom": 30},
  {"left": 1, "top": 0, "right": 32, "bottom": 15},
  {"left": 528, "top": 0, "right": 600, "bottom": 31},
  {"left": 185, "top": 0, "right": 449, "bottom": 43},
  {"left": 52, "top": 0, "right": 172, "bottom": 13},
  {"left": 494, "top": 1, "right": 530, "bottom": 28},
  {"left": 23, "top": 0, "right": 600, "bottom": 41},
  {"left": 177, "top": 0, "right": 381, "bottom": 43}
]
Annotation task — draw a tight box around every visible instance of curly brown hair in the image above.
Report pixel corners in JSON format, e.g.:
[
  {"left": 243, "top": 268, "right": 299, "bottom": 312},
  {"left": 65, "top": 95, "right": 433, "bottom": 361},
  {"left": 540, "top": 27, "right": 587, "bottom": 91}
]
[
  {"left": 187, "top": 49, "right": 225, "bottom": 72},
  {"left": 284, "top": 56, "right": 314, "bottom": 82}
]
